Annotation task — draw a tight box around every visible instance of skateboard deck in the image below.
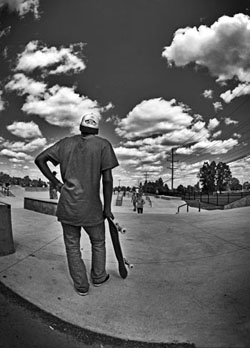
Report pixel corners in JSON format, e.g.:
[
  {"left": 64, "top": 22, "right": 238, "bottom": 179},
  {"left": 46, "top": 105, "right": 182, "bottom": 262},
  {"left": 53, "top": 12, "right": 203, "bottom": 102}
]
[{"left": 107, "top": 217, "right": 128, "bottom": 279}]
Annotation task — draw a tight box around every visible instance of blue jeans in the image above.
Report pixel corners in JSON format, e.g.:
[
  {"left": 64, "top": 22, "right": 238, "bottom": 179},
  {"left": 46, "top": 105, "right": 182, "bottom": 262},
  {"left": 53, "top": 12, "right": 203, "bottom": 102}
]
[{"left": 61, "top": 222, "right": 107, "bottom": 292}]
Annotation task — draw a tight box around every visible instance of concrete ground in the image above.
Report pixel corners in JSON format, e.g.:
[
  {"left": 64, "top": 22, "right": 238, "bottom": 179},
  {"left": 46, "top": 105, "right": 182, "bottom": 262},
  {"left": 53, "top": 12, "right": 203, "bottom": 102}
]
[{"left": 0, "top": 187, "right": 250, "bottom": 348}]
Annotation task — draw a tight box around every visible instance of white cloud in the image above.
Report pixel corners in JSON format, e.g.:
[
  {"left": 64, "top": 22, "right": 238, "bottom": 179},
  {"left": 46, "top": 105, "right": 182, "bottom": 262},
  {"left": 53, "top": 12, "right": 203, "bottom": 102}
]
[
  {"left": 213, "top": 101, "right": 223, "bottom": 112},
  {"left": 2, "top": 137, "right": 46, "bottom": 152},
  {"left": 220, "top": 83, "right": 250, "bottom": 103},
  {"left": 203, "top": 89, "right": 213, "bottom": 99},
  {"left": 114, "top": 145, "right": 163, "bottom": 167},
  {"left": 163, "top": 13, "right": 250, "bottom": 98},
  {"left": 7, "top": 121, "right": 42, "bottom": 139},
  {"left": 21, "top": 85, "right": 111, "bottom": 130},
  {"left": 5, "top": 75, "right": 112, "bottom": 132},
  {"left": 0, "top": 26, "right": 11, "bottom": 38},
  {"left": 0, "top": 148, "right": 33, "bottom": 160},
  {"left": 22, "top": 137, "right": 47, "bottom": 151},
  {"left": 177, "top": 138, "right": 238, "bottom": 155},
  {"left": 9, "top": 158, "right": 25, "bottom": 163},
  {"left": 0, "top": 0, "right": 40, "bottom": 19},
  {"left": 115, "top": 146, "right": 148, "bottom": 161},
  {"left": 5, "top": 73, "right": 46, "bottom": 96},
  {"left": 212, "top": 130, "right": 222, "bottom": 138},
  {"left": 207, "top": 118, "right": 220, "bottom": 131},
  {"left": 116, "top": 98, "right": 193, "bottom": 140},
  {"left": 0, "top": 90, "right": 5, "bottom": 111},
  {"left": 113, "top": 97, "right": 240, "bottom": 177},
  {"left": 135, "top": 165, "right": 163, "bottom": 175},
  {"left": 224, "top": 117, "right": 239, "bottom": 125},
  {"left": 229, "top": 155, "right": 250, "bottom": 180},
  {"left": 15, "top": 41, "right": 86, "bottom": 75}
]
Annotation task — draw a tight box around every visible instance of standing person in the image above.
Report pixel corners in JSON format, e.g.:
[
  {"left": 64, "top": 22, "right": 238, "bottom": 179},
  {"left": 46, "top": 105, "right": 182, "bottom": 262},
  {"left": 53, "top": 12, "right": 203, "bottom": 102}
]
[
  {"left": 35, "top": 113, "right": 119, "bottom": 296},
  {"left": 131, "top": 191, "right": 137, "bottom": 212},
  {"left": 49, "top": 171, "right": 58, "bottom": 199},
  {"left": 136, "top": 195, "right": 145, "bottom": 214}
]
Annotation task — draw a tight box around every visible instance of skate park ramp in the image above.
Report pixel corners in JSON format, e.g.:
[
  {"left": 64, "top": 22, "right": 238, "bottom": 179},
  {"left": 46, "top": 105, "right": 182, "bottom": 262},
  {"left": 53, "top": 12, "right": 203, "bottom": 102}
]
[{"left": 1, "top": 188, "right": 250, "bottom": 347}]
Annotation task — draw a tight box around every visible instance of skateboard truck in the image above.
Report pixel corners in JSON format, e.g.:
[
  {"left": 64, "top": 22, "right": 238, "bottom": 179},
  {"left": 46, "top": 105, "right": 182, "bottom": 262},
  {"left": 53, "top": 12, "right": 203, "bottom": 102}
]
[
  {"left": 114, "top": 221, "right": 126, "bottom": 234},
  {"left": 124, "top": 258, "right": 134, "bottom": 269}
]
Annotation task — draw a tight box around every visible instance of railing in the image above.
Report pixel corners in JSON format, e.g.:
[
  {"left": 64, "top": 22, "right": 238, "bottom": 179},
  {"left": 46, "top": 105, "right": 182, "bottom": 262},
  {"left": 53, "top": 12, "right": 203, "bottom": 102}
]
[
  {"left": 176, "top": 201, "right": 201, "bottom": 214},
  {"left": 176, "top": 203, "right": 189, "bottom": 214}
]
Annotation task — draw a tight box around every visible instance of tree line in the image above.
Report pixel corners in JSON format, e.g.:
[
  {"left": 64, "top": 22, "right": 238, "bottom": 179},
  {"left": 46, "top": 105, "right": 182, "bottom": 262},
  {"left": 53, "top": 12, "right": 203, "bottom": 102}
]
[
  {"left": 114, "top": 161, "right": 250, "bottom": 195},
  {"left": 0, "top": 172, "right": 48, "bottom": 188},
  {"left": 1, "top": 160, "right": 249, "bottom": 193}
]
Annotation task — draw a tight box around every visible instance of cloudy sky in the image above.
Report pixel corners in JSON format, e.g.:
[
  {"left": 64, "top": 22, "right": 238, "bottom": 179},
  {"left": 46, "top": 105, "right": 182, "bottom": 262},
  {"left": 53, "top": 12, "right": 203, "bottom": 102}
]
[{"left": 0, "top": 0, "right": 250, "bottom": 188}]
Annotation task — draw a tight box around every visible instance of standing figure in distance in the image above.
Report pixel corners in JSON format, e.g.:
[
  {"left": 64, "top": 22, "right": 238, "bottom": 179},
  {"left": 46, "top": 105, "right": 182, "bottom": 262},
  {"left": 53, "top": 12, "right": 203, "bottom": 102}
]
[
  {"left": 35, "top": 113, "right": 119, "bottom": 296},
  {"left": 131, "top": 191, "right": 137, "bottom": 212},
  {"left": 136, "top": 195, "right": 145, "bottom": 214}
]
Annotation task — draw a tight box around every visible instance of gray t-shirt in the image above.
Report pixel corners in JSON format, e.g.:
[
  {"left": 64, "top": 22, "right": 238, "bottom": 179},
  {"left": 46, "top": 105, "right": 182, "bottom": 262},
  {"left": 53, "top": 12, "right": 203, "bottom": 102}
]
[{"left": 42, "top": 134, "right": 119, "bottom": 226}]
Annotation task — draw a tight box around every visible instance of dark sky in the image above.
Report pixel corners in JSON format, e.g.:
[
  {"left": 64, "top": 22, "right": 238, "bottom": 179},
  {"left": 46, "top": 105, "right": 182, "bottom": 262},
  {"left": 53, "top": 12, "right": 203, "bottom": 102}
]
[{"left": 0, "top": 0, "right": 250, "bottom": 186}]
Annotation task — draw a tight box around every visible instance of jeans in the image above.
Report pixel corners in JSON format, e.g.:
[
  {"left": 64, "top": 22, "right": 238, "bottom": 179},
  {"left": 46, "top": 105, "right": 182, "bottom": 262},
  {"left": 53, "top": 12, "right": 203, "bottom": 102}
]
[{"left": 61, "top": 222, "right": 107, "bottom": 292}]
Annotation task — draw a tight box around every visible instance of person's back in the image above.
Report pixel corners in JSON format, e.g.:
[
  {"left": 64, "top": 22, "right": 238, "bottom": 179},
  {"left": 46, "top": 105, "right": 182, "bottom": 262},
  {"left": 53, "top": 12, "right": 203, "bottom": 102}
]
[
  {"left": 35, "top": 113, "right": 119, "bottom": 295},
  {"left": 49, "top": 134, "right": 115, "bottom": 226}
]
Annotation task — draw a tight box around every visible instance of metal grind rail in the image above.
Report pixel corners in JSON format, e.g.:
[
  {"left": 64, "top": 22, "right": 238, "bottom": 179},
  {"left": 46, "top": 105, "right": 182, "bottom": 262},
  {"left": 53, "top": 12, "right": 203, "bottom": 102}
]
[{"left": 176, "top": 201, "right": 201, "bottom": 214}]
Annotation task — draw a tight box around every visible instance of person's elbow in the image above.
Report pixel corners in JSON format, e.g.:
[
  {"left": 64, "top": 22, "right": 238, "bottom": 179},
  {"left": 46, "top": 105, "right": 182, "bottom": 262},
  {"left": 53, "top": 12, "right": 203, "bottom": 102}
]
[{"left": 34, "top": 152, "right": 46, "bottom": 168}]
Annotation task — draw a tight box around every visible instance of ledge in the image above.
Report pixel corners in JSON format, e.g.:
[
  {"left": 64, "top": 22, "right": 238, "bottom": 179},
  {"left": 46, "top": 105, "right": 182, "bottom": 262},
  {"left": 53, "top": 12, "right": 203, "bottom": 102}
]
[{"left": 24, "top": 197, "right": 57, "bottom": 216}]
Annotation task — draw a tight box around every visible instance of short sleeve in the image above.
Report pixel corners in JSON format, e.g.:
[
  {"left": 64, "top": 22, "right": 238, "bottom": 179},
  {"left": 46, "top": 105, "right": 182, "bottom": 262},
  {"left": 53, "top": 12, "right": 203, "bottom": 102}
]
[
  {"left": 40, "top": 140, "right": 63, "bottom": 166},
  {"left": 101, "top": 141, "right": 119, "bottom": 171}
]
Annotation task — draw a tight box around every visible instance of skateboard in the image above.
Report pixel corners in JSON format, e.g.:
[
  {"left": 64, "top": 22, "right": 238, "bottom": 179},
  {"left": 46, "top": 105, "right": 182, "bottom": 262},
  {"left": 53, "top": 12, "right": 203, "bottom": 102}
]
[{"left": 107, "top": 218, "right": 133, "bottom": 278}]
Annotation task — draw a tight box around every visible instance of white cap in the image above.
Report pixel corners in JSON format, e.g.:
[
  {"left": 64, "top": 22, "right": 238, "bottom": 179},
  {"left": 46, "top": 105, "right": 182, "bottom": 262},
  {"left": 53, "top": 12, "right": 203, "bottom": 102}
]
[{"left": 80, "top": 113, "right": 100, "bottom": 129}]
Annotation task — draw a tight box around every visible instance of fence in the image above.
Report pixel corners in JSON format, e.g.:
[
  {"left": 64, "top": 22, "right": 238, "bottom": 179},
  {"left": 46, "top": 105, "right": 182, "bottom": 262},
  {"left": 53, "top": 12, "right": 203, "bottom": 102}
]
[{"left": 182, "top": 191, "right": 250, "bottom": 206}]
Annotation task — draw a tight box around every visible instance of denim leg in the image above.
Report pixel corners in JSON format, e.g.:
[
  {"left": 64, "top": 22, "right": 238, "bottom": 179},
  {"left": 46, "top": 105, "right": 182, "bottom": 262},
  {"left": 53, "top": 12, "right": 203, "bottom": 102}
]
[
  {"left": 84, "top": 222, "right": 107, "bottom": 283},
  {"left": 61, "top": 223, "right": 89, "bottom": 292}
]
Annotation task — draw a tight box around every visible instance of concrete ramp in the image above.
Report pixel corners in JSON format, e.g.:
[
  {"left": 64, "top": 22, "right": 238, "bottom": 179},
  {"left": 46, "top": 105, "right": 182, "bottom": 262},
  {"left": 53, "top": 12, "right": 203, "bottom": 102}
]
[{"left": 1, "top": 190, "right": 250, "bottom": 347}]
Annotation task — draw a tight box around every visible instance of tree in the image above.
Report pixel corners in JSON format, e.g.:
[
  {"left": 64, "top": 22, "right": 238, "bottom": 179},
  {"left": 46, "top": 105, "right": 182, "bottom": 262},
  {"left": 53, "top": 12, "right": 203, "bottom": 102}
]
[
  {"left": 177, "top": 184, "right": 185, "bottom": 194},
  {"left": 155, "top": 178, "right": 164, "bottom": 190},
  {"left": 0, "top": 172, "right": 11, "bottom": 184},
  {"left": 23, "top": 175, "right": 31, "bottom": 187},
  {"left": 243, "top": 181, "right": 250, "bottom": 190},
  {"left": 216, "top": 162, "right": 232, "bottom": 193},
  {"left": 198, "top": 161, "right": 216, "bottom": 193},
  {"left": 230, "top": 177, "right": 242, "bottom": 191},
  {"left": 198, "top": 161, "right": 232, "bottom": 193}
]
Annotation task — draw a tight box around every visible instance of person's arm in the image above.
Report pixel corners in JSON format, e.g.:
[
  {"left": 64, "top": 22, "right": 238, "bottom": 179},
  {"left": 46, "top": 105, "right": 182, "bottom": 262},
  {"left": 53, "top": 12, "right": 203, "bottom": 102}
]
[
  {"left": 102, "top": 168, "right": 114, "bottom": 219},
  {"left": 35, "top": 152, "right": 63, "bottom": 192}
]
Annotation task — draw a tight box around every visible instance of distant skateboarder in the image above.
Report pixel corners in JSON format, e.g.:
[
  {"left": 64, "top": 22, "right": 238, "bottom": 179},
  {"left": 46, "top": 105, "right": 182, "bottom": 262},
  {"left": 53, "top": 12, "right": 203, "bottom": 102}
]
[
  {"left": 131, "top": 191, "right": 137, "bottom": 211},
  {"left": 35, "top": 113, "right": 119, "bottom": 296},
  {"left": 136, "top": 195, "right": 145, "bottom": 214}
]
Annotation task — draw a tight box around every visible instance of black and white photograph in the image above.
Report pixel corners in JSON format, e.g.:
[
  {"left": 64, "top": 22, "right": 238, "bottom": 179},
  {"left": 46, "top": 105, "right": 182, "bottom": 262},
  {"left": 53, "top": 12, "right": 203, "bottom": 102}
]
[{"left": 0, "top": 1, "right": 250, "bottom": 347}]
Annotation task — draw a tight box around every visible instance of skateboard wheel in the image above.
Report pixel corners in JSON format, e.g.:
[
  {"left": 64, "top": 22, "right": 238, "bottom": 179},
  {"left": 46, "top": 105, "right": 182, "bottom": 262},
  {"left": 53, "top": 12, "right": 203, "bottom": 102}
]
[{"left": 124, "top": 258, "right": 133, "bottom": 269}]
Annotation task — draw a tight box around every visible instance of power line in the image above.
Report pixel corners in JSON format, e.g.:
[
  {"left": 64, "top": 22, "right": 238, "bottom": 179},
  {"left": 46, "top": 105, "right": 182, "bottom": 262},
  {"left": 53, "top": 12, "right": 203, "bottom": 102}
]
[
  {"left": 174, "top": 97, "right": 250, "bottom": 167},
  {"left": 176, "top": 82, "right": 250, "bottom": 156}
]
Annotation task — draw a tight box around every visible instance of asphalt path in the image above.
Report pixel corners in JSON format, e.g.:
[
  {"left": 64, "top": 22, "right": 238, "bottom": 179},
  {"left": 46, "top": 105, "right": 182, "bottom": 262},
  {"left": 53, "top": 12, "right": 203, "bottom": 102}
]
[
  {"left": 0, "top": 282, "right": 193, "bottom": 348},
  {"left": 0, "top": 281, "right": 106, "bottom": 348}
]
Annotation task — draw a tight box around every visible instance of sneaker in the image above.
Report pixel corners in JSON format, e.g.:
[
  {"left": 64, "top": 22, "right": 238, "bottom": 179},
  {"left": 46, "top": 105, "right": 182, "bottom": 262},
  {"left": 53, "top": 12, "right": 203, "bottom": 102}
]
[
  {"left": 74, "top": 286, "right": 89, "bottom": 296},
  {"left": 92, "top": 274, "right": 110, "bottom": 287}
]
